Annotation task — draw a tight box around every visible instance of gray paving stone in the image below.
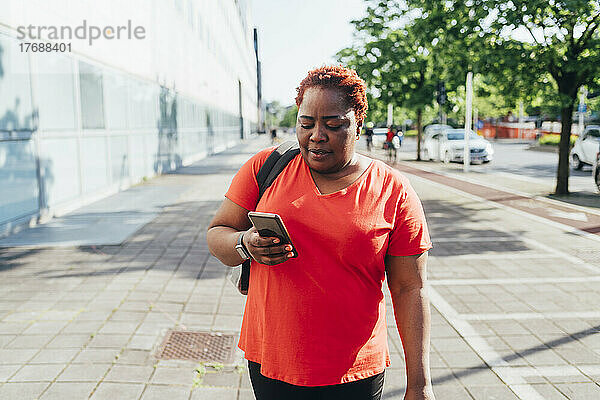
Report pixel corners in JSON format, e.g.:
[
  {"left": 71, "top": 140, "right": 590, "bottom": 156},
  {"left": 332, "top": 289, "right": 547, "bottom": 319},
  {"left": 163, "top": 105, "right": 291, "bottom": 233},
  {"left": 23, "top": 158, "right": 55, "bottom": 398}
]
[
  {"left": 0, "top": 335, "right": 16, "bottom": 348},
  {"left": 200, "top": 371, "right": 241, "bottom": 388},
  {"left": 140, "top": 384, "right": 192, "bottom": 399},
  {"left": 115, "top": 349, "right": 152, "bottom": 365},
  {"left": 45, "top": 334, "right": 90, "bottom": 348},
  {"left": 438, "top": 351, "right": 486, "bottom": 369},
  {"left": 453, "top": 367, "right": 504, "bottom": 386},
  {"left": 62, "top": 320, "right": 105, "bottom": 334},
  {"left": 0, "top": 348, "right": 38, "bottom": 364},
  {"left": 9, "top": 364, "right": 66, "bottom": 382},
  {"left": 555, "top": 382, "right": 600, "bottom": 399},
  {"left": 88, "top": 333, "right": 131, "bottom": 348},
  {"left": 30, "top": 348, "right": 80, "bottom": 364},
  {"left": 73, "top": 348, "right": 121, "bottom": 363},
  {"left": 39, "top": 381, "right": 97, "bottom": 399},
  {"left": 90, "top": 382, "right": 145, "bottom": 400},
  {"left": 527, "top": 384, "right": 569, "bottom": 399},
  {"left": 151, "top": 366, "right": 196, "bottom": 386},
  {"left": 5, "top": 334, "right": 53, "bottom": 349},
  {"left": 0, "top": 382, "right": 49, "bottom": 400},
  {"left": 0, "top": 324, "right": 30, "bottom": 337},
  {"left": 0, "top": 365, "right": 21, "bottom": 382},
  {"left": 467, "top": 384, "right": 520, "bottom": 399},
  {"left": 104, "top": 364, "right": 154, "bottom": 383},
  {"left": 56, "top": 363, "right": 111, "bottom": 382},
  {"left": 98, "top": 321, "right": 140, "bottom": 335},
  {"left": 237, "top": 388, "right": 255, "bottom": 400},
  {"left": 22, "top": 321, "right": 69, "bottom": 335},
  {"left": 190, "top": 386, "right": 237, "bottom": 400},
  {"left": 127, "top": 334, "right": 157, "bottom": 350},
  {"left": 429, "top": 384, "right": 474, "bottom": 400}
]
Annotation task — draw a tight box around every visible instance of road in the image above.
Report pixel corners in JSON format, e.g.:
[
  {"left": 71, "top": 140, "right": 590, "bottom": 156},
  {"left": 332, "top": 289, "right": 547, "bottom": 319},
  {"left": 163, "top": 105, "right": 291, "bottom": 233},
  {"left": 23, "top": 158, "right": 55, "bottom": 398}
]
[{"left": 362, "top": 137, "right": 599, "bottom": 196}]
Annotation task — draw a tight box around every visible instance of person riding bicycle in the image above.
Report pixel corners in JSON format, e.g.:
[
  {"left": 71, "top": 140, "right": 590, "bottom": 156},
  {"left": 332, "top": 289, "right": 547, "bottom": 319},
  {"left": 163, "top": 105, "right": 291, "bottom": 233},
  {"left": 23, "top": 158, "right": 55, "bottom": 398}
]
[{"left": 385, "top": 126, "right": 398, "bottom": 162}]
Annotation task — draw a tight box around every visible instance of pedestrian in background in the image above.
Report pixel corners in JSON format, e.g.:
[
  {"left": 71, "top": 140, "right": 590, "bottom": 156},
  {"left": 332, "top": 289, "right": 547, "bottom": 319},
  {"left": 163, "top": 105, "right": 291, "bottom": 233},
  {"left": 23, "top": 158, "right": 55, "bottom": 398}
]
[
  {"left": 385, "top": 125, "right": 398, "bottom": 163},
  {"left": 207, "top": 65, "right": 435, "bottom": 400},
  {"left": 365, "top": 122, "right": 374, "bottom": 151}
]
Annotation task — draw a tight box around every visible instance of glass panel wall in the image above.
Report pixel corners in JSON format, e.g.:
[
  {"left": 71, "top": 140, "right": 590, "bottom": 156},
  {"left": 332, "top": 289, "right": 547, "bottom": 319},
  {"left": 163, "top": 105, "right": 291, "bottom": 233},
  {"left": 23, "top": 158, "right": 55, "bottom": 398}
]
[
  {"left": 0, "top": 34, "right": 35, "bottom": 133},
  {"left": 104, "top": 71, "right": 129, "bottom": 130},
  {"left": 0, "top": 141, "right": 38, "bottom": 223},
  {"left": 79, "top": 61, "right": 105, "bottom": 129},
  {"left": 32, "top": 53, "right": 76, "bottom": 130}
]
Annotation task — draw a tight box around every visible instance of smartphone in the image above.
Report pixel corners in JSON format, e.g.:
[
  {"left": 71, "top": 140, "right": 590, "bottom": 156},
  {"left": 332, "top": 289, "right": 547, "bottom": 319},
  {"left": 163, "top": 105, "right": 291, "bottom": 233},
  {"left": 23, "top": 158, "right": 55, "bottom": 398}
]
[{"left": 247, "top": 212, "right": 298, "bottom": 258}]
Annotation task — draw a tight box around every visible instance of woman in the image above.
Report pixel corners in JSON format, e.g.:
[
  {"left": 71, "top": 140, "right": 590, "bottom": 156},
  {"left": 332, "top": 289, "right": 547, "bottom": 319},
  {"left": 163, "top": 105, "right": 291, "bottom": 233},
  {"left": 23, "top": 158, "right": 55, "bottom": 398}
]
[{"left": 207, "top": 66, "right": 435, "bottom": 400}]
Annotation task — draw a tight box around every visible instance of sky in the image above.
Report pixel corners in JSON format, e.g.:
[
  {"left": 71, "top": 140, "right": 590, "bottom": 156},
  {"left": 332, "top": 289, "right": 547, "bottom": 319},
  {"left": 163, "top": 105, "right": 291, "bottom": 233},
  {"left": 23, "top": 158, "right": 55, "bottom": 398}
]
[{"left": 251, "top": 0, "right": 366, "bottom": 106}]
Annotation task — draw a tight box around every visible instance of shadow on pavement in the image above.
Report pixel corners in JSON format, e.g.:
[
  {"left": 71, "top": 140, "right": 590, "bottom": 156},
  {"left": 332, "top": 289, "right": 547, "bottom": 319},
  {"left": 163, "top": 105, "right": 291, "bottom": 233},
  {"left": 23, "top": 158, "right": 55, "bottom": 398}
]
[
  {"left": 0, "top": 248, "right": 44, "bottom": 272},
  {"left": 383, "top": 323, "right": 600, "bottom": 399},
  {"left": 548, "top": 192, "right": 600, "bottom": 210},
  {"left": 422, "top": 199, "right": 531, "bottom": 256}
]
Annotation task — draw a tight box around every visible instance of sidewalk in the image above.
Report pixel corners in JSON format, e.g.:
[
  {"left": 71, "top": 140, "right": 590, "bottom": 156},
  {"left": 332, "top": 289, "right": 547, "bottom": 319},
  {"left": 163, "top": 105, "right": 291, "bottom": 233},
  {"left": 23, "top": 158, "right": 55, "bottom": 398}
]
[{"left": 1, "top": 134, "right": 599, "bottom": 399}]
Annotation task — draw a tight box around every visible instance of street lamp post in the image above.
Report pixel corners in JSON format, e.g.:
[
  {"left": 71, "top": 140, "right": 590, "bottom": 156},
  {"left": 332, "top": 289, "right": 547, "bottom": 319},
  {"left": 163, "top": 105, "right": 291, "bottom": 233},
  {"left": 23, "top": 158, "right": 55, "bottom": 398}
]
[{"left": 464, "top": 72, "right": 473, "bottom": 172}]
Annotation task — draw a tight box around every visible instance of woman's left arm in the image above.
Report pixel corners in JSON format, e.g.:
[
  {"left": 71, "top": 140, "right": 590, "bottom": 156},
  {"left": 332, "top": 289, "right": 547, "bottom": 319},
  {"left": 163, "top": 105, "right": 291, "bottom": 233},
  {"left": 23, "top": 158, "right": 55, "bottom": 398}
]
[{"left": 385, "top": 252, "right": 435, "bottom": 400}]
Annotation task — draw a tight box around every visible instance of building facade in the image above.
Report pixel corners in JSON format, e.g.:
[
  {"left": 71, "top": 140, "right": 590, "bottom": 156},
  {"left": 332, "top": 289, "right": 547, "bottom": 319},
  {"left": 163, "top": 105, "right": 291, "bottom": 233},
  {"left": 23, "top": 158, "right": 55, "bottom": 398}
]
[{"left": 0, "top": 0, "right": 259, "bottom": 237}]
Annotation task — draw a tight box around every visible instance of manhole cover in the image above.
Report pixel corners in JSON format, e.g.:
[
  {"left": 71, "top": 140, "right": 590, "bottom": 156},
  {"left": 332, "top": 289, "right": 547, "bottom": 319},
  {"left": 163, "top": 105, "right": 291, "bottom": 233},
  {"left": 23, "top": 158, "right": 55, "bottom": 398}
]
[{"left": 155, "top": 330, "right": 238, "bottom": 364}]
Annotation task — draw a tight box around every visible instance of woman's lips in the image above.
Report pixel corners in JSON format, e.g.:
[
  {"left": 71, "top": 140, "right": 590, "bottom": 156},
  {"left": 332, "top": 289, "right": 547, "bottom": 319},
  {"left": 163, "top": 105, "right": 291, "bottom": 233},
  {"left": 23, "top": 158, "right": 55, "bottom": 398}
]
[{"left": 308, "top": 149, "right": 332, "bottom": 161}]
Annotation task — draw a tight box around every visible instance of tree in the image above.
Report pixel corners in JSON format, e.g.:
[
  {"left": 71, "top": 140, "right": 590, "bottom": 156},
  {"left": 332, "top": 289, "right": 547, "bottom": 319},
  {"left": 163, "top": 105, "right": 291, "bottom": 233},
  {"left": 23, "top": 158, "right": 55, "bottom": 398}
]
[
  {"left": 401, "top": 0, "right": 600, "bottom": 194},
  {"left": 337, "top": 1, "right": 442, "bottom": 160},
  {"left": 280, "top": 105, "right": 298, "bottom": 128}
]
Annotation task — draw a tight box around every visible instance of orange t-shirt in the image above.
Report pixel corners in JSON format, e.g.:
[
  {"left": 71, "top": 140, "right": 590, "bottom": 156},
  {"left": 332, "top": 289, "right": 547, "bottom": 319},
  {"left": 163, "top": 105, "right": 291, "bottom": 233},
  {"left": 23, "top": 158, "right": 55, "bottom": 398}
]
[{"left": 225, "top": 147, "right": 432, "bottom": 386}]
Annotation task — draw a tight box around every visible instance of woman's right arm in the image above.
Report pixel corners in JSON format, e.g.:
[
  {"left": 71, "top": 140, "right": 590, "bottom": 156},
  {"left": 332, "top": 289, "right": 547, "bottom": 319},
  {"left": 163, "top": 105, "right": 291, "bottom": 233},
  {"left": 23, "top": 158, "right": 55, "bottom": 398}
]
[
  {"left": 207, "top": 198, "right": 294, "bottom": 266},
  {"left": 207, "top": 198, "right": 253, "bottom": 266}
]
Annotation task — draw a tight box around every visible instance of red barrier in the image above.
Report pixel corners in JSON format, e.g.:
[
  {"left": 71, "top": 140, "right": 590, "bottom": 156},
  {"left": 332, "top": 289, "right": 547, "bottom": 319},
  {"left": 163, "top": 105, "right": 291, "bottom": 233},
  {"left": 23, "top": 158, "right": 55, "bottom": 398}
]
[{"left": 480, "top": 122, "right": 538, "bottom": 140}]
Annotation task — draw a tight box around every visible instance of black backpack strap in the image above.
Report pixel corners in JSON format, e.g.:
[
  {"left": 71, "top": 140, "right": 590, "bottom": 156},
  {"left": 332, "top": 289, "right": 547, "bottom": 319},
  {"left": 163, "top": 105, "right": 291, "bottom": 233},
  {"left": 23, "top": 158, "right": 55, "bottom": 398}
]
[
  {"left": 256, "top": 141, "right": 300, "bottom": 199},
  {"left": 238, "top": 141, "right": 299, "bottom": 294}
]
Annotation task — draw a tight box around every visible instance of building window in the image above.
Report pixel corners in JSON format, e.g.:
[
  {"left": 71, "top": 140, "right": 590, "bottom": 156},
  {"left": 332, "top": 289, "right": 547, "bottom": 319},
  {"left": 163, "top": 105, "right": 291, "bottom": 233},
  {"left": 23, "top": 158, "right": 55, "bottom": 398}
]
[
  {"left": 78, "top": 61, "right": 105, "bottom": 129},
  {"left": 0, "top": 34, "right": 35, "bottom": 133}
]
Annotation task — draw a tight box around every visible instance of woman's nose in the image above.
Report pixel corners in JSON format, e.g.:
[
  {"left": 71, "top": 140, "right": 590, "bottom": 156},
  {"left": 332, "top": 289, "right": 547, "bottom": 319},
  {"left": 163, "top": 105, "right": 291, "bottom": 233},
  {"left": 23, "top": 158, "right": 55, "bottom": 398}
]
[{"left": 310, "top": 124, "right": 328, "bottom": 142}]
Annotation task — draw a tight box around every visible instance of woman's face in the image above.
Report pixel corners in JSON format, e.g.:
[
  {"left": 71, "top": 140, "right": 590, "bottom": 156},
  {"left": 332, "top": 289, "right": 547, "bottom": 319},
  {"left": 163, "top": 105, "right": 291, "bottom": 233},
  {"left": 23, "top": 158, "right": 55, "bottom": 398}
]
[{"left": 296, "top": 87, "right": 359, "bottom": 175}]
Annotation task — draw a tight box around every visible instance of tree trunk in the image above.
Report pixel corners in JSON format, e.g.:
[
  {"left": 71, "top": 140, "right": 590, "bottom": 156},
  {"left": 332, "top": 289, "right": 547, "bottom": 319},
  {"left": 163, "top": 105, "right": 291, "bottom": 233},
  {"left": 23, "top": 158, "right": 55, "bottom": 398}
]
[
  {"left": 555, "top": 101, "right": 575, "bottom": 195},
  {"left": 416, "top": 109, "right": 422, "bottom": 161}
]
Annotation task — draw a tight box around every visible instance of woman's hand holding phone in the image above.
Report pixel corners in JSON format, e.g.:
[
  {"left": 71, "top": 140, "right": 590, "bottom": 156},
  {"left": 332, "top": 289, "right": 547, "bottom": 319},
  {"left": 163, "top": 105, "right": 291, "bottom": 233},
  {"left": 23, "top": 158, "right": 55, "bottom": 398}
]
[{"left": 242, "top": 227, "right": 295, "bottom": 266}]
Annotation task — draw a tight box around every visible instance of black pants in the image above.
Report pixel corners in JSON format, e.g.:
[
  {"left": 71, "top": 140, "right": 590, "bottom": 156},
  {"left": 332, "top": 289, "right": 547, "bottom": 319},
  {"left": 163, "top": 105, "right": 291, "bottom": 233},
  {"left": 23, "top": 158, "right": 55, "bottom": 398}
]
[{"left": 248, "top": 361, "right": 385, "bottom": 400}]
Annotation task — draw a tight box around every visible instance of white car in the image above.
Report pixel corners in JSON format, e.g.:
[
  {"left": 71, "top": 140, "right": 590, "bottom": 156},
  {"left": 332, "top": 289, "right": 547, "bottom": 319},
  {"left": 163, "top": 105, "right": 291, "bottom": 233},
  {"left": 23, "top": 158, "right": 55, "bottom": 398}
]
[
  {"left": 423, "top": 128, "right": 494, "bottom": 164},
  {"left": 424, "top": 124, "right": 453, "bottom": 137},
  {"left": 571, "top": 125, "right": 600, "bottom": 170}
]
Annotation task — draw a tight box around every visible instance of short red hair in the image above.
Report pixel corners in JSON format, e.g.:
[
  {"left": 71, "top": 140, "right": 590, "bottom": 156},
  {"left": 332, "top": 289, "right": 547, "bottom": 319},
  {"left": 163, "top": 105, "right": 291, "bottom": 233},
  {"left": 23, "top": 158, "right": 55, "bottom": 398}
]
[{"left": 295, "top": 66, "right": 368, "bottom": 128}]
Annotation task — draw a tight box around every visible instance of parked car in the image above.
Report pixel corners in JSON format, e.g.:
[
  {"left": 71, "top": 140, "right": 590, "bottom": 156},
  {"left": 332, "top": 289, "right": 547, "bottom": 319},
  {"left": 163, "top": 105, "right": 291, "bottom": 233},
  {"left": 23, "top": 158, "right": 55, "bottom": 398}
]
[
  {"left": 423, "top": 124, "right": 452, "bottom": 137},
  {"left": 423, "top": 128, "right": 494, "bottom": 164},
  {"left": 571, "top": 125, "right": 600, "bottom": 170},
  {"left": 593, "top": 143, "right": 600, "bottom": 192}
]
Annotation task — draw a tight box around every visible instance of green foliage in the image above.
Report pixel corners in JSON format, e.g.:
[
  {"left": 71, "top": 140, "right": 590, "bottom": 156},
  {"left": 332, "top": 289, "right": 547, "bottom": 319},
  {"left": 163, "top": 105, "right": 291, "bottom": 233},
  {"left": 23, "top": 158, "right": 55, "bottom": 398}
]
[
  {"left": 280, "top": 105, "right": 298, "bottom": 128},
  {"left": 398, "top": 0, "right": 600, "bottom": 193},
  {"left": 539, "top": 134, "right": 577, "bottom": 146}
]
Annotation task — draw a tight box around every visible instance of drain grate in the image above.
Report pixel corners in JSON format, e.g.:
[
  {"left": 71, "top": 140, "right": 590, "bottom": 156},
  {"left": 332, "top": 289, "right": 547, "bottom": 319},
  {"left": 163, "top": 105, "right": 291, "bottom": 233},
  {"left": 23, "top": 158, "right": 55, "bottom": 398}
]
[{"left": 155, "top": 330, "right": 238, "bottom": 364}]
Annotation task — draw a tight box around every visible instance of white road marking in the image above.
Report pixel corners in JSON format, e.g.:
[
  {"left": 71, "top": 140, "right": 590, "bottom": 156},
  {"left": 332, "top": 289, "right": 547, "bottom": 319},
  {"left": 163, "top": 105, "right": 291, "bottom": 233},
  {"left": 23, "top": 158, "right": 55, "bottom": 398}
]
[
  {"left": 460, "top": 311, "right": 600, "bottom": 320},
  {"left": 432, "top": 253, "right": 555, "bottom": 260},
  {"left": 433, "top": 237, "right": 516, "bottom": 242},
  {"left": 547, "top": 209, "right": 589, "bottom": 221},
  {"left": 429, "top": 276, "right": 600, "bottom": 285}
]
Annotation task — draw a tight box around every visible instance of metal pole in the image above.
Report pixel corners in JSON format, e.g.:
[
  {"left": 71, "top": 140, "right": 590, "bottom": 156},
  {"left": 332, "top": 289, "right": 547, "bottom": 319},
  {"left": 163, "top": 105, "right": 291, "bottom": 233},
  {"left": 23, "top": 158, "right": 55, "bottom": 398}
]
[
  {"left": 474, "top": 108, "right": 478, "bottom": 135},
  {"left": 518, "top": 101, "right": 524, "bottom": 139},
  {"left": 464, "top": 72, "right": 473, "bottom": 172},
  {"left": 579, "top": 88, "right": 587, "bottom": 135},
  {"left": 387, "top": 103, "right": 393, "bottom": 127}
]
